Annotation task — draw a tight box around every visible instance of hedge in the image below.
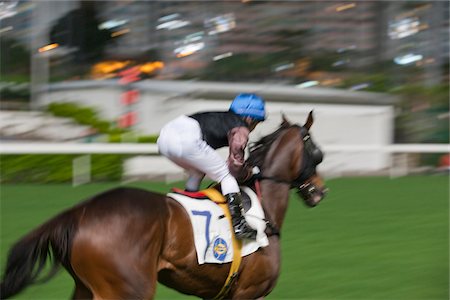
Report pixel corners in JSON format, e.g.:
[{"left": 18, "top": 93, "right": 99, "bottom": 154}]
[
  {"left": 47, "top": 102, "right": 159, "bottom": 142},
  {"left": 0, "top": 154, "right": 126, "bottom": 183},
  {"left": 47, "top": 102, "right": 118, "bottom": 134}
]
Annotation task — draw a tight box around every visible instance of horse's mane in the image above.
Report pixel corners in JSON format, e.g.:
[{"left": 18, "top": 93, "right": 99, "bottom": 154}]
[{"left": 247, "top": 122, "right": 292, "bottom": 168}]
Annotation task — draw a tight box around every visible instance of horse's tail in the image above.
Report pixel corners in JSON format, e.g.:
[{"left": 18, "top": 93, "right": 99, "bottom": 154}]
[{"left": 0, "top": 209, "right": 78, "bottom": 299}]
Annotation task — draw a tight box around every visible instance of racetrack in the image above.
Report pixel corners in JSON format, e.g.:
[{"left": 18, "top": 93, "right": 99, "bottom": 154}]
[{"left": 1, "top": 176, "right": 448, "bottom": 299}]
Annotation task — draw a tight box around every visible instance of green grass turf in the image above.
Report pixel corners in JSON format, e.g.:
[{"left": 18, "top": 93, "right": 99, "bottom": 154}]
[{"left": 0, "top": 176, "right": 448, "bottom": 299}]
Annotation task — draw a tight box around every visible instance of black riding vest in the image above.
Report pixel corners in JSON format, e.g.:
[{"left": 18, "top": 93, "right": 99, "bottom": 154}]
[{"left": 189, "top": 111, "right": 248, "bottom": 149}]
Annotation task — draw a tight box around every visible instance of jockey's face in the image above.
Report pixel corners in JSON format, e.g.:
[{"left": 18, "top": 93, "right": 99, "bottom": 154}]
[{"left": 245, "top": 117, "right": 260, "bottom": 132}]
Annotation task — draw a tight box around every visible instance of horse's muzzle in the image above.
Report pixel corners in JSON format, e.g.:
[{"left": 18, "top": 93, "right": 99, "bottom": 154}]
[{"left": 297, "top": 183, "right": 328, "bottom": 207}]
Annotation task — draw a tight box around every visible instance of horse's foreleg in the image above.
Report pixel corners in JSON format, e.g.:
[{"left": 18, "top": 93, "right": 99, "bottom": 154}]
[{"left": 71, "top": 278, "right": 93, "bottom": 300}]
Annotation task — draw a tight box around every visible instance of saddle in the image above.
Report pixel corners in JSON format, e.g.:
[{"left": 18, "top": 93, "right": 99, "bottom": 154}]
[
  {"left": 171, "top": 187, "right": 253, "bottom": 212},
  {"left": 171, "top": 187, "right": 225, "bottom": 202}
]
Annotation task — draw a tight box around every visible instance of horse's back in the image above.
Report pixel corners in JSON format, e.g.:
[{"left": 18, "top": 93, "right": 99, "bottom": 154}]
[
  {"left": 70, "top": 187, "right": 171, "bottom": 299},
  {"left": 72, "top": 186, "right": 170, "bottom": 251},
  {"left": 79, "top": 186, "right": 168, "bottom": 219}
]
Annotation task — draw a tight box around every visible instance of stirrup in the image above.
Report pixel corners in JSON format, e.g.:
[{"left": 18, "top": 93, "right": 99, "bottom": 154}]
[
  {"left": 234, "top": 223, "right": 257, "bottom": 239},
  {"left": 226, "top": 192, "right": 257, "bottom": 240}
]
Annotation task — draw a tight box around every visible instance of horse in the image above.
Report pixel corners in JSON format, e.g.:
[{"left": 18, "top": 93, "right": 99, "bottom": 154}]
[{"left": 0, "top": 112, "right": 327, "bottom": 300}]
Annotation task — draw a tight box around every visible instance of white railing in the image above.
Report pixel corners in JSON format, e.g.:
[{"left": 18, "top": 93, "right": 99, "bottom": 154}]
[
  {"left": 323, "top": 144, "right": 450, "bottom": 153},
  {"left": 0, "top": 143, "right": 159, "bottom": 154},
  {"left": 1, "top": 143, "right": 448, "bottom": 184},
  {"left": 0, "top": 143, "right": 448, "bottom": 154}
]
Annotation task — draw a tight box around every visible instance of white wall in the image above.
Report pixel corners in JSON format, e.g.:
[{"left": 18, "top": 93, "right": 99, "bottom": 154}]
[{"left": 42, "top": 86, "right": 394, "bottom": 174}]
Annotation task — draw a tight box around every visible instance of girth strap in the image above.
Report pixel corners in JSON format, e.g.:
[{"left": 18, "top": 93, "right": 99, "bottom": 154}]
[{"left": 201, "top": 188, "right": 243, "bottom": 300}]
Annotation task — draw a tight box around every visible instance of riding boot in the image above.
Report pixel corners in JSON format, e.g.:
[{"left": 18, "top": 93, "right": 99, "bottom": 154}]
[{"left": 225, "top": 193, "right": 257, "bottom": 240}]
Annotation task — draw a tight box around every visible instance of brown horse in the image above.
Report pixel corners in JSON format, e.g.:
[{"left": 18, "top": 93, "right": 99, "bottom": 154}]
[{"left": 0, "top": 112, "right": 327, "bottom": 300}]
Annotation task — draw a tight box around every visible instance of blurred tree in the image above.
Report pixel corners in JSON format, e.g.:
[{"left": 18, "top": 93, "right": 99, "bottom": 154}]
[
  {"left": 0, "top": 38, "right": 30, "bottom": 77},
  {"left": 394, "top": 84, "right": 449, "bottom": 144},
  {"left": 143, "top": 49, "right": 161, "bottom": 62},
  {"left": 201, "top": 53, "right": 273, "bottom": 81},
  {"left": 49, "top": 2, "right": 112, "bottom": 63},
  {"left": 309, "top": 52, "right": 344, "bottom": 72},
  {"left": 272, "top": 29, "right": 309, "bottom": 61},
  {"left": 339, "top": 73, "right": 393, "bottom": 92}
]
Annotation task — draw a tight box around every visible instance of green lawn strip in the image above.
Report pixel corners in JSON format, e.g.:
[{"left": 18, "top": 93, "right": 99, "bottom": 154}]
[{"left": 1, "top": 176, "right": 448, "bottom": 299}]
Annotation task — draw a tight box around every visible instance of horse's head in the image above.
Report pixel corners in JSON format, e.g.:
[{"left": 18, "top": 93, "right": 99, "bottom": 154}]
[
  {"left": 248, "top": 111, "right": 328, "bottom": 207},
  {"left": 291, "top": 111, "right": 328, "bottom": 207}
]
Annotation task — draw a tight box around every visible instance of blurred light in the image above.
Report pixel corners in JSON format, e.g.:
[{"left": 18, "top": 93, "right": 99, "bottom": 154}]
[
  {"left": 38, "top": 43, "right": 59, "bottom": 53},
  {"left": 213, "top": 52, "right": 233, "bottom": 61},
  {"left": 337, "top": 45, "right": 356, "bottom": 53},
  {"left": 336, "top": 3, "right": 356, "bottom": 12},
  {"left": 0, "top": 25, "right": 13, "bottom": 34},
  {"left": 111, "top": 28, "right": 130, "bottom": 38},
  {"left": 0, "top": 1, "right": 18, "bottom": 20},
  {"left": 388, "top": 18, "right": 420, "bottom": 40},
  {"left": 205, "top": 13, "right": 235, "bottom": 35},
  {"left": 173, "top": 32, "right": 205, "bottom": 57},
  {"left": 174, "top": 42, "right": 205, "bottom": 58},
  {"left": 91, "top": 61, "right": 131, "bottom": 79},
  {"left": 394, "top": 53, "right": 423, "bottom": 65},
  {"left": 99, "top": 19, "right": 128, "bottom": 30},
  {"left": 158, "top": 13, "right": 180, "bottom": 22},
  {"left": 185, "top": 32, "right": 204, "bottom": 43},
  {"left": 350, "top": 83, "right": 371, "bottom": 91},
  {"left": 156, "top": 20, "right": 190, "bottom": 30},
  {"left": 332, "top": 60, "right": 348, "bottom": 67},
  {"left": 437, "top": 112, "right": 449, "bottom": 120},
  {"left": 139, "top": 61, "right": 164, "bottom": 74},
  {"left": 296, "top": 81, "right": 319, "bottom": 88},
  {"left": 274, "top": 63, "right": 294, "bottom": 72}
]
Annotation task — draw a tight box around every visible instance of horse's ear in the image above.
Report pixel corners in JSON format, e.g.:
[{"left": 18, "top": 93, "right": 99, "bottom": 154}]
[
  {"left": 281, "top": 113, "right": 291, "bottom": 127},
  {"left": 304, "top": 111, "right": 314, "bottom": 130}
]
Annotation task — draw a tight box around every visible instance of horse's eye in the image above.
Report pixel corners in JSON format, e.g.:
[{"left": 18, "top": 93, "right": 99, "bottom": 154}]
[{"left": 313, "top": 149, "right": 323, "bottom": 164}]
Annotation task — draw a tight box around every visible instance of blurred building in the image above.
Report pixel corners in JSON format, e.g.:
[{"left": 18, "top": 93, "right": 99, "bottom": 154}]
[
  {"left": 1, "top": 1, "right": 448, "bottom": 83},
  {"left": 383, "top": 1, "right": 449, "bottom": 85},
  {"left": 1, "top": 1, "right": 79, "bottom": 49},
  {"left": 92, "top": 1, "right": 448, "bottom": 82}
]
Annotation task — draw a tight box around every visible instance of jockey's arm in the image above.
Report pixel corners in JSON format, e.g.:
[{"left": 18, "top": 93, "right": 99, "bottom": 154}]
[{"left": 227, "top": 126, "right": 252, "bottom": 181}]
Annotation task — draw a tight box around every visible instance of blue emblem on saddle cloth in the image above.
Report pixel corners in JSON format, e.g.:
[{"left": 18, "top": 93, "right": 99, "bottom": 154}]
[{"left": 213, "top": 237, "right": 228, "bottom": 261}]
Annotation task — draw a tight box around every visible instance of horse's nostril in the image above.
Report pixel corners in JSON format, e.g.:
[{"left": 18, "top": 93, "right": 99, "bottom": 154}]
[{"left": 313, "top": 194, "right": 322, "bottom": 204}]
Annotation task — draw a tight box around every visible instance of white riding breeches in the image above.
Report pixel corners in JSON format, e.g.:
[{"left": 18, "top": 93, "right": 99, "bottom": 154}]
[{"left": 157, "top": 115, "right": 239, "bottom": 195}]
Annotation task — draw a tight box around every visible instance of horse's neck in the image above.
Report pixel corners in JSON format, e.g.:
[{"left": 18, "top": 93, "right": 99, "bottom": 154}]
[
  {"left": 259, "top": 126, "right": 301, "bottom": 230},
  {"left": 260, "top": 181, "right": 291, "bottom": 230}
]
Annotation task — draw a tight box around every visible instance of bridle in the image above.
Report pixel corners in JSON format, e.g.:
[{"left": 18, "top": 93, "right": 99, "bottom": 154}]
[
  {"left": 253, "top": 125, "right": 325, "bottom": 236},
  {"left": 258, "top": 125, "right": 324, "bottom": 192}
]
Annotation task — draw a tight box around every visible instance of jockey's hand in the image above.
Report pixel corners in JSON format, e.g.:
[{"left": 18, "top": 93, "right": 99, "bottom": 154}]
[{"left": 239, "top": 165, "right": 261, "bottom": 186}]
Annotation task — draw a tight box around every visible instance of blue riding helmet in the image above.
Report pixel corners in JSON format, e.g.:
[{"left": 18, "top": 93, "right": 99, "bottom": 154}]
[{"left": 229, "top": 93, "right": 266, "bottom": 121}]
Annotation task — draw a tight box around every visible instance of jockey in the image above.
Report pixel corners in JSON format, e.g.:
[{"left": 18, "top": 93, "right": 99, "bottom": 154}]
[{"left": 157, "top": 93, "right": 266, "bottom": 239}]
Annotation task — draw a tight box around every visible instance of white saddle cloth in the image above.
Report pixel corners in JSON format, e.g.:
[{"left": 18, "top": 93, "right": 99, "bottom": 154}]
[{"left": 167, "top": 187, "right": 269, "bottom": 264}]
